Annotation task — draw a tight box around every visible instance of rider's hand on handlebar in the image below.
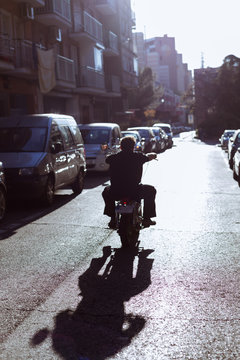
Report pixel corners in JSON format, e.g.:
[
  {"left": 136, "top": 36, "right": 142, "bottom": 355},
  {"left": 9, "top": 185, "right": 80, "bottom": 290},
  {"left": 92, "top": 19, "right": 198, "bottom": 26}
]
[{"left": 147, "top": 152, "right": 157, "bottom": 161}]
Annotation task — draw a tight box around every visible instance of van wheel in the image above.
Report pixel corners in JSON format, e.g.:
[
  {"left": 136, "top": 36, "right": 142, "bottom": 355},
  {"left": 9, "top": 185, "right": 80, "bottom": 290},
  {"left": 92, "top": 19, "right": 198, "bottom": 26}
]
[
  {"left": 42, "top": 176, "right": 55, "bottom": 206},
  {"left": 72, "top": 169, "right": 84, "bottom": 194},
  {"left": 0, "top": 186, "right": 6, "bottom": 221}
]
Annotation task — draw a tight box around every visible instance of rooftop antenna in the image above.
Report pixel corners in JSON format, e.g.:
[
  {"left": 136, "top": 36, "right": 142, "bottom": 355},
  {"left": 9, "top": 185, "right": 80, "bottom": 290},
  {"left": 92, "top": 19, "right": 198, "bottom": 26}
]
[{"left": 201, "top": 52, "right": 205, "bottom": 68}]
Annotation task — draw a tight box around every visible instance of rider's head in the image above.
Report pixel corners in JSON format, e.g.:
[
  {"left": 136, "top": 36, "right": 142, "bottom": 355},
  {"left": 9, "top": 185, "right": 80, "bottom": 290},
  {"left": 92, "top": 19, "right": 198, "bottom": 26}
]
[{"left": 120, "top": 136, "right": 136, "bottom": 152}]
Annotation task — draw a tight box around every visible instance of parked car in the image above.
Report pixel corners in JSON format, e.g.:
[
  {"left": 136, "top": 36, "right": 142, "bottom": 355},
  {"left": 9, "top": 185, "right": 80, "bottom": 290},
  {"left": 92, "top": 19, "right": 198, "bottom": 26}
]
[
  {"left": 228, "top": 129, "right": 240, "bottom": 169},
  {"left": 219, "top": 129, "right": 236, "bottom": 149},
  {"left": 79, "top": 123, "right": 121, "bottom": 172},
  {"left": 0, "top": 114, "right": 86, "bottom": 205},
  {"left": 150, "top": 127, "right": 166, "bottom": 153},
  {"left": 219, "top": 130, "right": 235, "bottom": 149},
  {"left": 127, "top": 127, "right": 157, "bottom": 153},
  {"left": 233, "top": 148, "right": 240, "bottom": 184},
  {"left": 159, "top": 128, "right": 168, "bottom": 150},
  {"left": 153, "top": 123, "right": 173, "bottom": 148},
  {"left": 121, "top": 130, "right": 145, "bottom": 153},
  {"left": 0, "top": 162, "right": 7, "bottom": 221}
]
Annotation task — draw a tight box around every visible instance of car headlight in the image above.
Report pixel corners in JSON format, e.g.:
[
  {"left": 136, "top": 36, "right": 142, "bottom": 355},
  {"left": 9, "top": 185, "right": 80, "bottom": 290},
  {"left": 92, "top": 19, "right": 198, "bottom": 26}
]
[{"left": 18, "top": 168, "right": 35, "bottom": 176}]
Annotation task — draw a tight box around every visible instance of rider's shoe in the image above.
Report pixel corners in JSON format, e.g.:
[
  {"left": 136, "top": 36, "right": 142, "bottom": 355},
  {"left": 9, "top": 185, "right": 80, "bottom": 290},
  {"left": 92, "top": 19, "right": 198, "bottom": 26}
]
[
  {"left": 142, "top": 218, "right": 156, "bottom": 228},
  {"left": 108, "top": 218, "right": 117, "bottom": 229}
]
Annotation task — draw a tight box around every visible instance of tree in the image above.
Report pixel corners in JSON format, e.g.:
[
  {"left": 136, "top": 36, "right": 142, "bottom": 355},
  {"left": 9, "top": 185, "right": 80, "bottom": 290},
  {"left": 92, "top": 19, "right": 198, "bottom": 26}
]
[
  {"left": 127, "top": 67, "right": 154, "bottom": 111},
  {"left": 195, "top": 55, "right": 240, "bottom": 138},
  {"left": 216, "top": 55, "right": 240, "bottom": 118}
]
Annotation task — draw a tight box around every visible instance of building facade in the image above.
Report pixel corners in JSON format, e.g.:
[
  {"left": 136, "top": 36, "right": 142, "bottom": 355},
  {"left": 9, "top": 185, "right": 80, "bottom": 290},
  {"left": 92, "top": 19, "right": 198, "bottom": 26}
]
[
  {"left": 132, "top": 31, "right": 146, "bottom": 73},
  {"left": 133, "top": 33, "right": 192, "bottom": 95},
  {"left": 0, "top": 0, "right": 137, "bottom": 123},
  {"left": 132, "top": 32, "right": 192, "bottom": 123}
]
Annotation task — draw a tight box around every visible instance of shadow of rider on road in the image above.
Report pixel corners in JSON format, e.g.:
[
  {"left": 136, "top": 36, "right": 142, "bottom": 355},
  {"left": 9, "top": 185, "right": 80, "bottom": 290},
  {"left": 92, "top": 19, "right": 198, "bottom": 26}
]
[{"left": 31, "top": 246, "right": 154, "bottom": 360}]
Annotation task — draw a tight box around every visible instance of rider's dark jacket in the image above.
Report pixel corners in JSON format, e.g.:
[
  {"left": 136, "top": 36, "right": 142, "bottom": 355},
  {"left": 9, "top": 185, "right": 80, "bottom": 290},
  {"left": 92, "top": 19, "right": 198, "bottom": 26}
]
[{"left": 106, "top": 151, "right": 150, "bottom": 198}]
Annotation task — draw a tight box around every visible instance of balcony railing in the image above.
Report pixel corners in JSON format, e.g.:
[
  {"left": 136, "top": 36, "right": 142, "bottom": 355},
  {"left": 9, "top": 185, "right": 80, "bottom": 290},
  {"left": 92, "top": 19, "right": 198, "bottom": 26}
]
[
  {"left": 131, "top": 10, "right": 136, "bottom": 29},
  {"left": 71, "top": 10, "right": 103, "bottom": 44},
  {"left": 0, "top": 34, "right": 14, "bottom": 64},
  {"left": 104, "top": 30, "right": 118, "bottom": 55},
  {"left": 14, "top": 40, "right": 36, "bottom": 70},
  {"left": 35, "top": 0, "right": 71, "bottom": 27},
  {"left": 77, "top": 66, "right": 105, "bottom": 90},
  {"left": 83, "top": 11, "right": 103, "bottom": 43},
  {"left": 55, "top": 54, "right": 76, "bottom": 86}
]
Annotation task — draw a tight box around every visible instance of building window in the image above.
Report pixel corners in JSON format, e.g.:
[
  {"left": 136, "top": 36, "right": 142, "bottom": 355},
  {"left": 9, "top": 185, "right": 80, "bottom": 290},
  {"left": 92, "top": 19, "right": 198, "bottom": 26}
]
[
  {"left": 0, "top": 10, "right": 12, "bottom": 37},
  {"left": 94, "top": 47, "right": 103, "bottom": 72}
]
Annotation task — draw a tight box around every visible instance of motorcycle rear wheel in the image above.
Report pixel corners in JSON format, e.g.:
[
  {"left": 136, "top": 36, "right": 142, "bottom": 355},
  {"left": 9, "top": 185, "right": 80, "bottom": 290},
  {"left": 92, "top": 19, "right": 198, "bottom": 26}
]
[{"left": 118, "top": 214, "right": 139, "bottom": 248}]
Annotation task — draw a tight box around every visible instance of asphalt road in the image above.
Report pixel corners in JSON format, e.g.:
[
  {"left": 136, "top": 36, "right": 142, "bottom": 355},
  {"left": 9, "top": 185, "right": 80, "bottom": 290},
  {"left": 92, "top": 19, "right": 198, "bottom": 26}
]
[{"left": 1, "top": 133, "right": 240, "bottom": 359}]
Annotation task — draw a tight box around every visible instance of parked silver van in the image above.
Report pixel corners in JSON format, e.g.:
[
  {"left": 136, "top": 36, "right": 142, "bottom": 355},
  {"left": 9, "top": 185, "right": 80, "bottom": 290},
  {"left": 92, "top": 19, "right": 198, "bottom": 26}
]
[
  {"left": 0, "top": 114, "right": 86, "bottom": 205},
  {"left": 78, "top": 123, "right": 121, "bottom": 172}
]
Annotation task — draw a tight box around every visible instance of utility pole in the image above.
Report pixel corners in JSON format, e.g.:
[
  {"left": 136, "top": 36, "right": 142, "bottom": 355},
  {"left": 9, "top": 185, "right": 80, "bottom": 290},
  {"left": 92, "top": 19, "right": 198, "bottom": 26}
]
[{"left": 201, "top": 52, "right": 205, "bottom": 68}]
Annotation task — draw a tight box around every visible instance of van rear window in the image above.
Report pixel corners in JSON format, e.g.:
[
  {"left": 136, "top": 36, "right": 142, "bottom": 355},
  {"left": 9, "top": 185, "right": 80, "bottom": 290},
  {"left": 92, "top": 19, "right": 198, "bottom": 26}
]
[
  {"left": 0, "top": 127, "right": 47, "bottom": 152},
  {"left": 81, "top": 129, "right": 110, "bottom": 144}
]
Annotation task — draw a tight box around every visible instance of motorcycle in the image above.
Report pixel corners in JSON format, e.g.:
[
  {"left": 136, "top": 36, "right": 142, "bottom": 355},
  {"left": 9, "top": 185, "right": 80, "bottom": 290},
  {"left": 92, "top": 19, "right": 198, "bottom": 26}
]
[{"left": 115, "top": 198, "right": 143, "bottom": 248}]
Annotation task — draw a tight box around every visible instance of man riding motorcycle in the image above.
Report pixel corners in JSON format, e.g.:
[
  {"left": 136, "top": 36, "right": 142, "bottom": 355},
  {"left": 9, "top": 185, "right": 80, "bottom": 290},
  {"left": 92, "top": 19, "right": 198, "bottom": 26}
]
[{"left": 102, "top": 136, "right": 157, "bottom": 229}]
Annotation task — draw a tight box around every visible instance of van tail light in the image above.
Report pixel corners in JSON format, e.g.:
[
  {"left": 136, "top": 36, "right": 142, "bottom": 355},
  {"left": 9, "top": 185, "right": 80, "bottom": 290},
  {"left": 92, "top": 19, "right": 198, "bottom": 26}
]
[{"left": 101, "top": 144, "right": 108, "bottom": 151}]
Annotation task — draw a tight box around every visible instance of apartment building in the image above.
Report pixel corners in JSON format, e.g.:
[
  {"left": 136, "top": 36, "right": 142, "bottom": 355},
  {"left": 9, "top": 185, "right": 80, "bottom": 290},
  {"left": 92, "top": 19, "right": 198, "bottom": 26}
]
[
  {"left": 0, "top": 0, "right": 137, "bottom": 123},
  {"left": 133, "top": 33, "right": 192, "bottom": 95},
  {"left": 132, "top": 32, "right": 146, "bottom": 73}
]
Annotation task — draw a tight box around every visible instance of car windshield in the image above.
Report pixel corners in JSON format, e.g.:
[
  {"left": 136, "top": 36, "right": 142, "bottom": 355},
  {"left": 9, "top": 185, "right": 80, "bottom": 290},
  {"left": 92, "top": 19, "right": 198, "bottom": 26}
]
[
  {"left": 225, "top": 131, "right": 235, "bottom": 137},
  {"left": 152, "top": 128, "right": 159, "bottom": 135},
  {"left": 135, "top": 129, "right": 149, "bottom": 138},
  {"left": 122, "top": 132, "right": 140, "bottom": 141},
  {"left": 0, "top": 127, "right": 47, "bottom": 152},
  {"left": 160, "top": 126, "right": 170, "bottom": 133},
  {"left": 81, "top": 128, "right": 110, "bottom": 144}
]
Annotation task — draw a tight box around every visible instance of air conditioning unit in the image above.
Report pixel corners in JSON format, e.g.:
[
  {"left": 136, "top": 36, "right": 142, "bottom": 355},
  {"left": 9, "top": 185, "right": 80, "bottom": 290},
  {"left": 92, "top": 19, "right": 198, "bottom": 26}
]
[
  {"left": 49, "top": 26, "right": 62, "bottom": 43},
  {"left": 20, "top": 3, "right": 34, "bottom": 20}
]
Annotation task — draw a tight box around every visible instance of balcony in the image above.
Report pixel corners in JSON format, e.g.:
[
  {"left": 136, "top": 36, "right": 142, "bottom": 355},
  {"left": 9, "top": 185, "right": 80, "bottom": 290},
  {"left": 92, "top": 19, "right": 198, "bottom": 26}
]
[
  {"left": 105, "top": 75, "right": 121, "bottom": 96},
  {"left": 103, "top": 31, "right": 119, "bottom": 56},
  {"left": 12, "top": 0, "right": 45, "bottom": 6},
  {"left": 55, "top": 54, "right": 76, "bottom": 89},
  {"left": 70, "top": 11, "right": 103, "bottom": 45},
  {"left": 35, "top": 0, "right": 72, "bottom": 29},
  {"left": 95, "top": 0, "right": 117, "bottom": 16},
  {"left": 131, "top": 10, "right": 136, "bottom": 29},
  {"left": 76, "top": 66, "right": 106, "bottom": 94},
  {"left": 0, "top": 34, "right": 15, "bottom": 71},
  {"left": 10, "top": 40, "right": 37, "bottom": 78}
]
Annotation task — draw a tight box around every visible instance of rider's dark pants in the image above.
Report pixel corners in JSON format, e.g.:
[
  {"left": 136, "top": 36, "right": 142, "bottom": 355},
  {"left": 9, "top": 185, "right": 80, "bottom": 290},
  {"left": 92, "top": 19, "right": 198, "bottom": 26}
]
[{"left": 102, "top": 184, "right": 156, "bottom": 219}]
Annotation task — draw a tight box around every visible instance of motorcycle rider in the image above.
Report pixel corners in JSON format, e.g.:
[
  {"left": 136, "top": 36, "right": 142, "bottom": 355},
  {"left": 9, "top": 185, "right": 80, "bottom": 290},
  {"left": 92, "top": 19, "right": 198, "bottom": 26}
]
[{"left": 102, "top": 135, "right": 157, "bottom": 229}]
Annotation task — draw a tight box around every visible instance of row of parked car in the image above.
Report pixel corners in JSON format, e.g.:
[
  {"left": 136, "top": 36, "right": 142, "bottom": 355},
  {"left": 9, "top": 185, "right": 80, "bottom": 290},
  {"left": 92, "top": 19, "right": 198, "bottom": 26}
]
[
  {"left": 79, "top": 122, "right": 173, "bottom": 172},
  {"left": 219, "top": 129, "right": 240, "bottom": 185},
  {"left": 0, "top": 114, "right": 173, "bottom": 221}
]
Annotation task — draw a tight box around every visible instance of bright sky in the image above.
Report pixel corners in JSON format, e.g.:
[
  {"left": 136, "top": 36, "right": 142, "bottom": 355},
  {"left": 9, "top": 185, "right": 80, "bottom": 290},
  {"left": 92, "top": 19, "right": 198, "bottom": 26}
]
[{"left": 131, "top": 0, "right": 240, "bottom": 72}]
